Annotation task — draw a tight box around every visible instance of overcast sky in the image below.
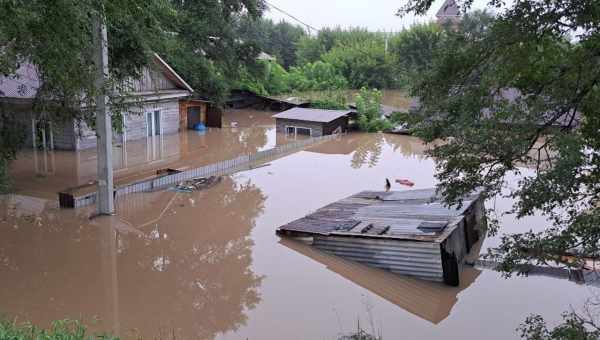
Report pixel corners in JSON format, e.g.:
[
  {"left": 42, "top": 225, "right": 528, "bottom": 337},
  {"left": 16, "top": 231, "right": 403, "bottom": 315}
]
[{"left": 264, "top": 0, "right": 490, "bottom": 32}]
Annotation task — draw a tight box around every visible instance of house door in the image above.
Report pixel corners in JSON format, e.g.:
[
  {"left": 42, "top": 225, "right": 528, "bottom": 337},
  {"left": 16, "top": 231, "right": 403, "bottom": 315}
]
[
  {"left": 146, "top": 110, "right": 161, "bottom": 136},
  {"left": 187, "top": 107, "right": 201, "bottom": 129}
]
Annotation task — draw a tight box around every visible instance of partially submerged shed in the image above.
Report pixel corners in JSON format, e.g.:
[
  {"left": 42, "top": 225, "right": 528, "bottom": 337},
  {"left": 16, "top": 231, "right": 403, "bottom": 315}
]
[
  {"left": 277, "top": 188, "right": 486, "bottom": 286},
  {"left": 273, "top": 107, "right": 351, "bottom": 137}
]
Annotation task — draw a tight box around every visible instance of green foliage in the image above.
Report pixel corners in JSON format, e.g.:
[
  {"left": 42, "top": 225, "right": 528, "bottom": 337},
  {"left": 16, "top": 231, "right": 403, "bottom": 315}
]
[
  {"left": 295, "top": 27, "right": 400, "bottom": 89},
  {"left": 288, "top": 61, "right": 348, "bottom": 91},
  {"left": 0, "top": 107, "right": 25, "bottom": 193},
  {"left": 321, "top": 39, "right": 396, "bottom": 89},
  {"left": 355, "top": 88, "right": 391, "bottom": 132},
  {"left": 0, "top": 319, "right": 118, "bottom": 340},
  {"left": 238, "top": 60, "right": 290, "bottom": 95},
  {"left": 405, "top": 0, "right": 600, "bottom": 275},
  {"left": 518, "top": 313, "right": 600, "bottom": 340},
  {"left": 239, "top": 59, "right": 348, "bottom": 96},
  {"left": 236, "top": 17, "right": 306, "bottom": 69},
  {"left": 0, "top": 0, "right": 263, "bottom": 190},
  {"left": 162, "top": 0, "right": 264, "bottom": 104},
  {"left": 388, "top": 22, "right": 443, "bottom": 88},
  {"left": 309, "top": 90, "right": 348, "bottom": 110}
]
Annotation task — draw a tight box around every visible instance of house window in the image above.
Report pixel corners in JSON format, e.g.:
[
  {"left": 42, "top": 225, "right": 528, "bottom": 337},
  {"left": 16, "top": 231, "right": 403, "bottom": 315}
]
[
  {"left": 296, "top": 127, "right": 311, "bottom": 136},
  {"left": 146, "top": 110, "right": 161, "bottom": 136},
  {"left": 284, "top": 125, "right": 312, "bottom": 138}
]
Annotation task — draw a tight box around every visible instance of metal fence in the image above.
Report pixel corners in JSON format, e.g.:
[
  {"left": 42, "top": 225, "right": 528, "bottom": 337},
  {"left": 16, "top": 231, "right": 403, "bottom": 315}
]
[{"left": 71, "top": 133, "right": 340, "bottom": 208}]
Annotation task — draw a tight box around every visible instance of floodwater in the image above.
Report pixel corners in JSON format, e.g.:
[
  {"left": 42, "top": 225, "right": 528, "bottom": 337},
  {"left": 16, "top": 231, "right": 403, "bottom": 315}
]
[
  {"left": 7, "top": 109, "right": 283, "bottom": 199},
  {"left": 1, "top": 111, "right": 596, "bottom": 339}
]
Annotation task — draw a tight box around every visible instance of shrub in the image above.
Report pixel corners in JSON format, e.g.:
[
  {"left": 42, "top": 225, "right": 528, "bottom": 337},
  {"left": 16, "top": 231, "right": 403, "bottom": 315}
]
[
  {"left": 355, "top": 87, "right": 392, "bottom": 132},
  {"left": 0, "top": 319, "right": 118, "bottom": 340}
]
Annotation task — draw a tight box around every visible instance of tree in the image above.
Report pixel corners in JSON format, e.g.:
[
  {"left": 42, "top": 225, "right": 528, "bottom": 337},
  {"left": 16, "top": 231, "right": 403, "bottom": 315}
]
[
  {"left": 0, "top": 0, "right": 264, "bottom": 191},
  {"left": 389, "top": 22, "right": 443, "bottom": 87},
  {"left": 162, "top": 0, "right": 264, "bottom": 103},
  {"left": 355, "top": 88, "right": 392, "bottom": 132},
  {"left": 235, "top": 17, "right": 306, "bottom": 69},
  {"left": 402, "top": 0, "right": 600, "bottom": 271},
  {"left": 322, "top": 39, "right": 396, "bottom": 89}
]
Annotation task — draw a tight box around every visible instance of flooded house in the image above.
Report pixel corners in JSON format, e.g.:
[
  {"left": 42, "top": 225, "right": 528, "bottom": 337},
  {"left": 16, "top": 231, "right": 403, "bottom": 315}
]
[
  {"left": 273, "top": 107, "right": 351, "bottom": 137},
  {"left": 277, "top": 188, "right": 486, "bottom": 286},
  {"left": 0, "top": 53, "right": 194, "bottom": 150}
]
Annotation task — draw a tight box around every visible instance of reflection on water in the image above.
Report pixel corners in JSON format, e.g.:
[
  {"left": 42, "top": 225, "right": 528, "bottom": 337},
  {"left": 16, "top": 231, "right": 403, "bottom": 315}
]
[
  {"left": 8, "top": 110, "right": 282, "bottom": 199},
  {"left": 1, "top": 127, "right": 597, "bottom": 340},
  {"left": 281, "top": 238, "right": 481, "bottom": 324},
  {"left": 305, "top": 133, "right": 431, "bottom": 169},
  {"left": 0, "top": 176, "right": 265, "bottom": 339}
]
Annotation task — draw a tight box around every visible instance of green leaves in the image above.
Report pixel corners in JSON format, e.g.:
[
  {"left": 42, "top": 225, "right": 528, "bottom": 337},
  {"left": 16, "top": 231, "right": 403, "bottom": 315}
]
[
  {"left": 403, "top": 0, "right": 600, "bottom": 276},
  {"left": 355, "top": 88, "right": 392, "bottom": 132},
  {"left": 0, "top": 318, "right": 119, "bottom": 340}
]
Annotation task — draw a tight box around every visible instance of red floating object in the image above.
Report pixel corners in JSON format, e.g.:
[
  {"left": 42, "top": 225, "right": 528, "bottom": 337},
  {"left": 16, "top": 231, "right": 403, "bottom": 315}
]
[{"left": 395, "top": 179, "right": 415, "bottom": 187}]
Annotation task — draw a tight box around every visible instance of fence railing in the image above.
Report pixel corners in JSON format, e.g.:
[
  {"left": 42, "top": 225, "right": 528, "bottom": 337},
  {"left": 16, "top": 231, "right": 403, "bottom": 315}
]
[{"left": 65, "top": 133, "right": 340, "bottom": 208}]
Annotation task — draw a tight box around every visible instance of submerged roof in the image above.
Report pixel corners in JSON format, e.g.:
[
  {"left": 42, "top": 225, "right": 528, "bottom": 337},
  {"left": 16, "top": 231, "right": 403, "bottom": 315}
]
[
  {"left": 436, "top": 0, "right": 460, "bottom": 18},
  {"left": 277, "top": 188, "right": 482, "bottom": 242},
  {"left": 272, "top": 107, "right": 352, "bottom": 123}
]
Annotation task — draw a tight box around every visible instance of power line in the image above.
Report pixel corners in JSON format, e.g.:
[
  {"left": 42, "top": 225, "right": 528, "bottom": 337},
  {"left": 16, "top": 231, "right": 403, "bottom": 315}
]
[{"left": 264, "top": 0, "right": 319, "bottom": 33}]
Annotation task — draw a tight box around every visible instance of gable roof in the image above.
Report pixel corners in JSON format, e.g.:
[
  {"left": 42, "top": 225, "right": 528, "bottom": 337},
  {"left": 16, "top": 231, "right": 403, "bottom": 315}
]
[
  {"left": 436, "top": 0, "right": 460, "bottom": 18},
  {"left": 152, "top": 53, "right": 194, "bottom": 92},
  {"left": 0, "top": 53, "right": 193, "bottom": 100},
  {"left": 272, "top": 107, "right": 352, "bottom": 123}
]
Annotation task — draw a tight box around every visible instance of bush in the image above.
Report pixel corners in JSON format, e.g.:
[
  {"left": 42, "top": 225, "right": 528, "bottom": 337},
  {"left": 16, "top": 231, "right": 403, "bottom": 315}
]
[
  {"left": 309, "top": 90, "right": 348, "bottom": 110},
  {"left": 0, "top": 319, "right": 118, "bottom": 340},
  {"left": 355, "top": 87, "right": 392, "bottom": 132}
]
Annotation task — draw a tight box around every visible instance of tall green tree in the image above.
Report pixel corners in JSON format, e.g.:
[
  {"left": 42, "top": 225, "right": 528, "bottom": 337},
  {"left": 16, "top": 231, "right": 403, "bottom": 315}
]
[
  {"left": 401, "top": 0, "right": 600, "bottom": 334},
  {"left": 389, "top": 22, "right": 443, "bottom": 87},
  {"left": 322, "top": 38, "right": 396, "bottom": 89},
  {"left": 235, "top": 17, "right": 306, "bottom": 68}
]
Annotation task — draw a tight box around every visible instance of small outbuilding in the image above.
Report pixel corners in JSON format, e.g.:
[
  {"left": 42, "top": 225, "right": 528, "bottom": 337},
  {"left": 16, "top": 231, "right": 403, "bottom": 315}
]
[{"left": 273, "top": 107, "right": 351, "bottom": 137}]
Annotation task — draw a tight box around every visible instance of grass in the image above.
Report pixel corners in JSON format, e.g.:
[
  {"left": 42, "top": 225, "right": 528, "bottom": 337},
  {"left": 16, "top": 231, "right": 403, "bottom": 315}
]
[{"left": 0, "top": 319, "right": 117, "bottom": 340}]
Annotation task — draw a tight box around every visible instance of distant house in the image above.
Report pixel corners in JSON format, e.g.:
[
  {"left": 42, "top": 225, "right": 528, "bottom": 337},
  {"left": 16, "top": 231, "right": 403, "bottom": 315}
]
[
  {"left": 273, "top": 107, "right": 351, "bottom": 137},
  {"left": 436, "top": 0, "right": 461, "bottom": 25},
  {"left": 0, "top": 53, "right": 194, "bottom": 150}
]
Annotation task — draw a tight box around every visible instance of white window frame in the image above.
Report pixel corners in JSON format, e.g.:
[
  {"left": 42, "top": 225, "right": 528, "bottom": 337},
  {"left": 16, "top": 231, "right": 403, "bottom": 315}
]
[
  {"left": 146, "top": 110, "right": 162, "bottom": 136},
  {"left": 284, "top": 125, "right": 312, "bottom": 138}
]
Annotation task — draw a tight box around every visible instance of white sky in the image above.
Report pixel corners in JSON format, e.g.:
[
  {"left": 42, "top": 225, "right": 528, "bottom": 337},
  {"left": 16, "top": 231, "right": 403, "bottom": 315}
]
[{"left": 264, "top": 0, "right": 491, "bottom": 32}]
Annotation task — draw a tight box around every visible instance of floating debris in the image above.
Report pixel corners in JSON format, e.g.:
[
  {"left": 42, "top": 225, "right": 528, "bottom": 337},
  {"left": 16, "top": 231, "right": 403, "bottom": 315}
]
[
  {"left": 171, "top": 176, "right": 221, "bottom": 193},
  {"left": 395, "top": 179, "right": 415, "bottom": 187}
]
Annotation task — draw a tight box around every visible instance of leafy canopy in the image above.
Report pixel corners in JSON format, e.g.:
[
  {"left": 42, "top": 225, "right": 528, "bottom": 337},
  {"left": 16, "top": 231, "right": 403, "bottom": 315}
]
[{"left": 403, "top": 0, "right": 600, "bottom": 274}]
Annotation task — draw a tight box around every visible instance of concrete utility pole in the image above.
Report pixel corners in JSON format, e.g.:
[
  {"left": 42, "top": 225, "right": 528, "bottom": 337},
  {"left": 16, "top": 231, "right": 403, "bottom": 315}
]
[{"left": 92, "top": 12, "right": 114, "bottom": 215}]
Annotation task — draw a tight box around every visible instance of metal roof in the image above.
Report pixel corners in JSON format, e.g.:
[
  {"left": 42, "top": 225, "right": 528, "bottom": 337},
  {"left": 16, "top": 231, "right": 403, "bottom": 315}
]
[
  {"left": 272, "top": 107, "right": 352, "bottom": 123},
  {"left": 277, "top": 188, "right": 483, "bottom": 242}
]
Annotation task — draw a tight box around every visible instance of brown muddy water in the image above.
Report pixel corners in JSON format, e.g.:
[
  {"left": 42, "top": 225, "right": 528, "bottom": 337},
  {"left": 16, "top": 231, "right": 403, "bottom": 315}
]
[{"left": 1, "top": 109, "right": 597, "bottom": 339}]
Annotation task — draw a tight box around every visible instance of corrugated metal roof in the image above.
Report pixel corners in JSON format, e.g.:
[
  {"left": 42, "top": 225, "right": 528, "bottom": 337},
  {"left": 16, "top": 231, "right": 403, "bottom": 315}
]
[
  {"left": 277, "top": 188, "right": 482, "bottom": 242},
  {"left": 272, "top": 107, "right": 352, "bottom": 123}
]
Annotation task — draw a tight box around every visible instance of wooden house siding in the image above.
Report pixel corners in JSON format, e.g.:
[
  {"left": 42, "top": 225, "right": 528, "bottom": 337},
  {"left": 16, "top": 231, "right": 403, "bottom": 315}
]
[
  {"left": 276, "top": 118, "right": 325, "bottom": 137},
  {"left": 73, "top": 100, "right": 181, "bottom": 150},
  {"left": 128, "top": 66, "right": 179, "bottom": 92},
  {"left": 275, "top": 116, "right": 348, "bottom": 137}
]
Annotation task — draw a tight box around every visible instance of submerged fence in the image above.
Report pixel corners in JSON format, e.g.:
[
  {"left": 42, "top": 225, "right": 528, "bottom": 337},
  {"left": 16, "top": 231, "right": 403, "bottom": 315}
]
[{"left": 64, "top": 133, "right": 340, "bottom": 208}]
